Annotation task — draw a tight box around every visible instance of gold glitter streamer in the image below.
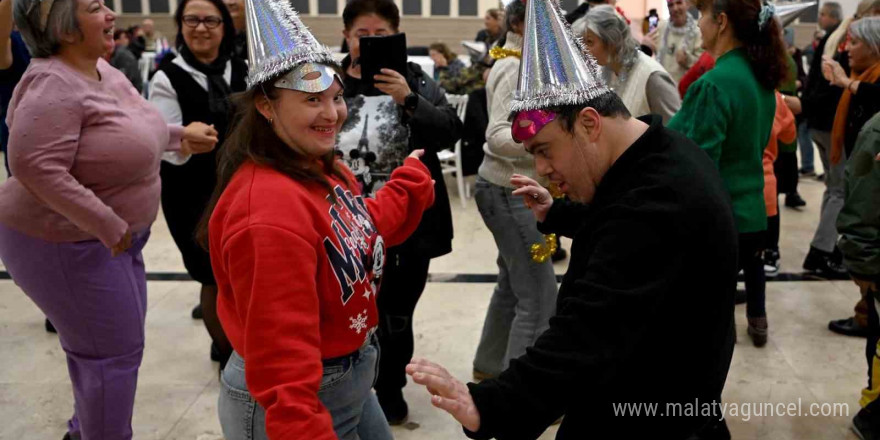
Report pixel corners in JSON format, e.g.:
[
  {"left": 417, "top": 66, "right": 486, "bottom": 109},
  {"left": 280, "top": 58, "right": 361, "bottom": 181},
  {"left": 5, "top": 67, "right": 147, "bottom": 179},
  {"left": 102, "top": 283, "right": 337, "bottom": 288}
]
[{"left": 490, "top": 46, "right": 522, "bottom": 60}]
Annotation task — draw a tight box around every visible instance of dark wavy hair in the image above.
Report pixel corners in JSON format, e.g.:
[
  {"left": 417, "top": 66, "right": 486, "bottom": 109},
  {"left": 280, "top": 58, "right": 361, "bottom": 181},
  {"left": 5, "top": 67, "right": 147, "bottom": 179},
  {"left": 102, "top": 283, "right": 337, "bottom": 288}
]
[
  {"left": 174, "top": 0, "right": 236, "bottom": 56},
  {"left": 196, "top": 76, "right": 352, "bottom": 248},
  {"left": 694, "top": 0, "right": 789, "bottom": 91}
]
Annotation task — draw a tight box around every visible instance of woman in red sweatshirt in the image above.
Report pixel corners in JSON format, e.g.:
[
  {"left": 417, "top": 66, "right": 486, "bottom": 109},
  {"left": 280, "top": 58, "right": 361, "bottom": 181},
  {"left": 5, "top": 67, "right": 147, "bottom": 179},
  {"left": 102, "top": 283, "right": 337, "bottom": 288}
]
[{"left": 201, "top": 55, "right": 435, "bottom": 439}]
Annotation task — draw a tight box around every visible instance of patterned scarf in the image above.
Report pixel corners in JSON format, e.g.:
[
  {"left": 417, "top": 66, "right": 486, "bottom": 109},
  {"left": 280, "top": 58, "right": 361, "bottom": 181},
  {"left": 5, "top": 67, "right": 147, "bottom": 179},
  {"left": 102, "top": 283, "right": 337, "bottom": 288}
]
[{"left": 830, "top": 62, "right": 880, "bottom": 164}]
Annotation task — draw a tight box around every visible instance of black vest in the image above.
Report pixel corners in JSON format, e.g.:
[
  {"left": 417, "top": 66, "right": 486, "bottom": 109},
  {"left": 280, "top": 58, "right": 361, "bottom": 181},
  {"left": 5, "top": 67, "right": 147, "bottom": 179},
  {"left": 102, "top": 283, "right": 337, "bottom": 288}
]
[{"left": 158, "top": 56, "right": 247, "bottom": 202}]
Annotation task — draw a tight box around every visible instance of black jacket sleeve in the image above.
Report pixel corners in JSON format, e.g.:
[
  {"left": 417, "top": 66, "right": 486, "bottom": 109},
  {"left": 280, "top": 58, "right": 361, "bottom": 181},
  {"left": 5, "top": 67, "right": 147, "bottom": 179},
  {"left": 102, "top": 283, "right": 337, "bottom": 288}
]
[
  {"left": 404, "top": 66, "right": 464, "bottom": 154},
  {"left": 536, "top": 199, "right": 590, "bottom": 238},
  {"left": 465, "top": 197, "right": 683, "bottom": 440}
]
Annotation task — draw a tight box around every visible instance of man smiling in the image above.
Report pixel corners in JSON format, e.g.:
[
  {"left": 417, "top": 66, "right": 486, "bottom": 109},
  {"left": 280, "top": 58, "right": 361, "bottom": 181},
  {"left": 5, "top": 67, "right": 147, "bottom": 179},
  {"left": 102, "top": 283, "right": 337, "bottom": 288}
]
[{"left": 406, "top": 0, "right": 738, "bottom": 438}]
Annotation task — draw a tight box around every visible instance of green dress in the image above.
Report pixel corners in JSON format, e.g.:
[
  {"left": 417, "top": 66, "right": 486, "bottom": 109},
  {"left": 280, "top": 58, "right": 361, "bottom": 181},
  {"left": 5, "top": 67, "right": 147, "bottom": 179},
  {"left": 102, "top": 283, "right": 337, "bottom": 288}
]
[{"left": 669, "top": 48, "right": 776, "bottom": 234}]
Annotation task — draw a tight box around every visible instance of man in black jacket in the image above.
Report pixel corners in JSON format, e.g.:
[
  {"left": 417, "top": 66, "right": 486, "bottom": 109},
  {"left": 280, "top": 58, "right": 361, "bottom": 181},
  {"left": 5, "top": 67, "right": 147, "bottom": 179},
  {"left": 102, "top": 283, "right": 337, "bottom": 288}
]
[
  {"left": 405, "top": 1, "right": 736, "bottom": 437},
  {"left": 801, "top": 1, "right": 849, "bottom": 280},
  {"left": 407, "top": 98, "right": 738, "bottom": 440},
  {"left": 339, "top": 0, "right": 463, "bottom": 426}
]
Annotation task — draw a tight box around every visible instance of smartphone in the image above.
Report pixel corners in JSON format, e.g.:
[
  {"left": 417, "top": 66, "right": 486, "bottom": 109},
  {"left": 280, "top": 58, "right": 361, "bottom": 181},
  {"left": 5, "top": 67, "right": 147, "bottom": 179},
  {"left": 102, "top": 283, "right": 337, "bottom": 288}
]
[
  {"left": 359, "top": 33, "right": 408, "bottom": 89},
  {"left": 648, "top": 16, "right": 659, "bottom": 33}
]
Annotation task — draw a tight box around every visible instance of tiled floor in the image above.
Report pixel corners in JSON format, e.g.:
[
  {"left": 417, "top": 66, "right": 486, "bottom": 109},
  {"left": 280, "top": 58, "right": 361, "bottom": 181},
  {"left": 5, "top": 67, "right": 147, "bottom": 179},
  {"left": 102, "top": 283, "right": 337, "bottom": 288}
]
[{"left": 0, "top": 151, "right": 869, "bottom": 439}]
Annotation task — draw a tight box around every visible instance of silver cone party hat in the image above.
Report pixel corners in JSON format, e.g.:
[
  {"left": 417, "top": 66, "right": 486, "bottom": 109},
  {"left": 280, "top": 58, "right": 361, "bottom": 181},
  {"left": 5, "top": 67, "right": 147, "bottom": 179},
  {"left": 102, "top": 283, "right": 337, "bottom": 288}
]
[
  {"left": 245, "top": 0, "right": 338, "bottom": 89},
  {"left": 511, "top": 0, "right": 610, "bottom": 113},
  {"left": 776, "top": 1, "right": 817, "bottom": 27}
]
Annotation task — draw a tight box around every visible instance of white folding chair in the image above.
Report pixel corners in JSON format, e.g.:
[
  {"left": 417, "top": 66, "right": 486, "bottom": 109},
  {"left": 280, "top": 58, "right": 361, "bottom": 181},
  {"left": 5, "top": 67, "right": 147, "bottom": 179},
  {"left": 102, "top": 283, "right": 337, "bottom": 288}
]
[{"left": 438, "top": 94, "right": 470, "bottom": 208}]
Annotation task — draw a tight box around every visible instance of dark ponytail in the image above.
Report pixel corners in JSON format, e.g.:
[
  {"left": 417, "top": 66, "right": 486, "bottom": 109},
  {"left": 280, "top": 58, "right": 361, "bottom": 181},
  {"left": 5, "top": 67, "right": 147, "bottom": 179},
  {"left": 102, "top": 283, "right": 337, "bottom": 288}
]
[{"left": 699, "top": 0, "right": 790, "bottom": 90}]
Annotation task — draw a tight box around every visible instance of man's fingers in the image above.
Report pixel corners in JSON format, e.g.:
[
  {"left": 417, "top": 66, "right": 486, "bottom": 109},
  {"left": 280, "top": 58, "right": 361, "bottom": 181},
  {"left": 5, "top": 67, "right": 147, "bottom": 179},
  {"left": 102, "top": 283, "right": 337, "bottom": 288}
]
[
  {"left": 411, "top": 372, "right": 458, "bottom": 398},
  {"left": 431, "top": 395, "right": 465, "bottom": 415},
  {"left": 408, "top": 357, "right": 445, "bottom": 370},
  {"left": 510, "top": 174, "right": 540, "bottom": 187},
  {"left": 408, "top": 362, "right": 452, "bottom": 380}
]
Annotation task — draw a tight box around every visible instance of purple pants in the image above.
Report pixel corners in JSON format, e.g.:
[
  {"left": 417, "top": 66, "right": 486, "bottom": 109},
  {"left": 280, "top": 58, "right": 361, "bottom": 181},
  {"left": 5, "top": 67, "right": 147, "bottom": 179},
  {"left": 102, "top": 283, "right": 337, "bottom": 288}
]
[{"left": 0, "top": 224, "right": 150, "bottom": 440}]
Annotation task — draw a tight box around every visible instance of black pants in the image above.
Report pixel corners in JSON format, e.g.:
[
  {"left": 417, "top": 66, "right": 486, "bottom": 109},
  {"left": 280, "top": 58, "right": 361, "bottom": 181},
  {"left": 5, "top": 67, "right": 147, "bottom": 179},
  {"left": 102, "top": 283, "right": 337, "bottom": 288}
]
[
  {"left": 766, "top": 214, "right": 780, "bottom": 252},
  {"left": 374, "top": 247, "right": 431, "bottom": 394},
  {"left": 774, "top": 150, "right": 799, "bottom": 195},
  {"left": 738, "top": 232, "right": 766, "bottom": 318}
]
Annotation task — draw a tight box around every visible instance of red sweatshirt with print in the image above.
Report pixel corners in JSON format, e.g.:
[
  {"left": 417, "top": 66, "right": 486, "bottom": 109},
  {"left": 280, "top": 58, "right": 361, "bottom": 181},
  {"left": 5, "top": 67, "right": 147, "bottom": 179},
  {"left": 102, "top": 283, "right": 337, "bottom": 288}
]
[{"left": 209, "top": 157, "right": 434, "bottom": 440}]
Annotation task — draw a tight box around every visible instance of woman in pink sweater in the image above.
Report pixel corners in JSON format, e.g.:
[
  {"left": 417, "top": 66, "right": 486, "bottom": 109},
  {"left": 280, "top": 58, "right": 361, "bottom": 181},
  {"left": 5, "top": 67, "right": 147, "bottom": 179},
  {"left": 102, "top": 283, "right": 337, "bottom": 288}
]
[{"left": 0, "top": 0, "right": 217, "bottom": 438}]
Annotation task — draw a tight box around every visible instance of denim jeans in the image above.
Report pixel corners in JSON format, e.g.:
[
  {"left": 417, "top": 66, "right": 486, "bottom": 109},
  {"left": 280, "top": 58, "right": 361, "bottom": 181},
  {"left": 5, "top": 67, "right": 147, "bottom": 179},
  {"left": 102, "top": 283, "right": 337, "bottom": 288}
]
[
  {"left": 472, "top": 177, "right": 558, "bottom": 376},
  {"left": 797, "top": 120, "right": 814, "bottom": 173},
  {"left": 218, "top": 335, "right": 392, "bottom": 440}
]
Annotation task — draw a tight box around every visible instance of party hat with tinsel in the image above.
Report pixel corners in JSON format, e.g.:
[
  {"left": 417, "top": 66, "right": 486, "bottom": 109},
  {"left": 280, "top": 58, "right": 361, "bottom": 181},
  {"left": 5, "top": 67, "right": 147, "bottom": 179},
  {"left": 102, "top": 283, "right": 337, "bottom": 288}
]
[
  {"left": 244, "top": 0, "right": 338, "bottom": 89},
  {"left": 511, "top": 0, "right": 610, "bottom": 113}
]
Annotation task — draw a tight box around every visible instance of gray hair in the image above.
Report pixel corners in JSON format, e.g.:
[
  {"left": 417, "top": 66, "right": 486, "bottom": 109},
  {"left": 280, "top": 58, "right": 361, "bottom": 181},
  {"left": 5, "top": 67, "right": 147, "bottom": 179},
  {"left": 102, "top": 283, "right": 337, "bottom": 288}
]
[
  {"left": 850, "top": 16, "right": 880, "bottom": 56},
  {"left": 822, "top": 2, "right": 843, "bottom": 21},
  {"left": 13, "top": 0, "right": 81, "bottom": 58},
  {"left": 577, "top": 5, "right": 639, "bottom": 70}
]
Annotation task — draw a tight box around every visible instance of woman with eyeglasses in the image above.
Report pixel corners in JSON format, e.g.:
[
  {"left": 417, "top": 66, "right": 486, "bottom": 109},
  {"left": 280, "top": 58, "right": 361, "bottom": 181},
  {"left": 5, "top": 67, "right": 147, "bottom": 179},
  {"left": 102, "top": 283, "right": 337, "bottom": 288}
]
[{"left": 149, "top": 0, "right": 246, "bottom": 371}]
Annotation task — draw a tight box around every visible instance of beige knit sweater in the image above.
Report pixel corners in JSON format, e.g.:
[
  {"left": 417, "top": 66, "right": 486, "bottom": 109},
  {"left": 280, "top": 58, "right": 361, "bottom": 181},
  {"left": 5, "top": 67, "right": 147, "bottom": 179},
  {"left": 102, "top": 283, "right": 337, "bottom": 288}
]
[{"left": 479, "top": 32, "right": 543, "bottom": 188}]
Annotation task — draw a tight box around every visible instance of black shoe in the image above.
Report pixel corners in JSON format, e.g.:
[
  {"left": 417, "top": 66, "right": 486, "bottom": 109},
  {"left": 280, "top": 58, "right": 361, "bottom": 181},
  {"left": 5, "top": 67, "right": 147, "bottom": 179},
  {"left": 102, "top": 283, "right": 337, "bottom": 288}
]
[
  {"left": 551, "top": 247, "right": 567, "bottom": 262},
  {"left": 45, "top": 318, "right": 57, "bottom": 334},
  {"left": 763, "top": 249, "right": 780, "bottom": 278},
  {"left": 799, "top": 169, "right": 816, "bottom": 177},
  {"left": 852, "top": 408, "right": 880, "bottom": 440},
  {"left": 191, "top": 304, "right": 203, "bottom": 320},
  {"left": 829, "top": 317, "right": 870, "bottom": 337},
  {"left": 803, "top": 247, "right": 850, "bottom": 280},
  {"left": 63, "top": 432, "right": 81, "bottom": 440},
  {"left": 735, "top": 288, "right": 747, "bottom": 305},
  {"left": 816, "top": 173, "right": 825, "bottom": 181},
  {"left": 784, "top": 193, "right": 806, "bottom": 209},
  {"left": 377, "top": 389, "right": 409, "bottom": 426}
]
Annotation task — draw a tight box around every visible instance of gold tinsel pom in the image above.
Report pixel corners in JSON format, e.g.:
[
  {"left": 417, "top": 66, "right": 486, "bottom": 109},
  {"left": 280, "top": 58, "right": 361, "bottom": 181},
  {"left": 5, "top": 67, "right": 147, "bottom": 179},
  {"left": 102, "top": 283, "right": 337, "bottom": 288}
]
[
  {"left": 530, "top": 183, "right": 565, "bottom": 264},
  {"left": 530, "top": 234, "right": 558, "bottom": 264},
  {"left": 489, "top": 46, "right": 522, "bottom": 60}
]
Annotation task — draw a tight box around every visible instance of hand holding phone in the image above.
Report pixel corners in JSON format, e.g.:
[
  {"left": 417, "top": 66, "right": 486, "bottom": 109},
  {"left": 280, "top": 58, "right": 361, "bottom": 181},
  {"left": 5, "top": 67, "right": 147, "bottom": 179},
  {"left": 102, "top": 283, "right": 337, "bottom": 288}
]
[{"left": 359, "top": 33, "right": 408, "bottom": 89}]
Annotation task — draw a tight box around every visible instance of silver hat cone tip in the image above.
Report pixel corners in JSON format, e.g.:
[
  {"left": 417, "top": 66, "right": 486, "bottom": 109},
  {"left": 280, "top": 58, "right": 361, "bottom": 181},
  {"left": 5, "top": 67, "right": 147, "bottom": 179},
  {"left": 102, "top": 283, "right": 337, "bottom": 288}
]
[
  {"left": 244, "top": 0, "right": 338, "bottom": 89},
  {"left": 511, "top": 0, "right": 610, "bottom": 113},
  {"left": 776, "top": 1, "right": 818, "bottom": 27}
]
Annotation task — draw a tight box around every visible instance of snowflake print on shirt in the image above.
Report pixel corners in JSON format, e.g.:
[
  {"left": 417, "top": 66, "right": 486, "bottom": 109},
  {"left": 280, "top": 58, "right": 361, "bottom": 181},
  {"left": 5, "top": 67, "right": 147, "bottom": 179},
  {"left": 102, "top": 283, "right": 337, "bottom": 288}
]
[{"left": 349, "top": 309, "right": 369, "bottom": 334}]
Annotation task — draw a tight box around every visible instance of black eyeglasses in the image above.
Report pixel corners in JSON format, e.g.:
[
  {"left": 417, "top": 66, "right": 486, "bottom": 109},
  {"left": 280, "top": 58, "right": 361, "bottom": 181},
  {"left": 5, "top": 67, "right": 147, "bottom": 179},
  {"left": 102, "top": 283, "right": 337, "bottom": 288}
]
[{"left": 182, "top": 15, "right": 223, "bottom": 29}]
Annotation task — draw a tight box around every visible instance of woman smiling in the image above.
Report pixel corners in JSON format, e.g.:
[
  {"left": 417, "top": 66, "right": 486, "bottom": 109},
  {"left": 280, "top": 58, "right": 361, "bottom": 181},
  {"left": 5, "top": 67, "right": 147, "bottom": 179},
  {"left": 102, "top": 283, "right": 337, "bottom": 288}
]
[{"left": 0, "top": 0, "right": 217, "bottom": 437}]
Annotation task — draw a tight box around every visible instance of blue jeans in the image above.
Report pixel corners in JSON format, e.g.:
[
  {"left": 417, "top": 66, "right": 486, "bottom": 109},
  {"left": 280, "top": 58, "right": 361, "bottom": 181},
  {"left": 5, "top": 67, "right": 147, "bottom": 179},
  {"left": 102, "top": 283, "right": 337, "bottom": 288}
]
[
  {"left": 218, "top": 335, "right": 392, "bottom": 440},
  {"left": 797, "top": 120, "right": 814, "bottom": 173},
  {"left": 472, "top": 177, "right": 558, "bottom": 376}
]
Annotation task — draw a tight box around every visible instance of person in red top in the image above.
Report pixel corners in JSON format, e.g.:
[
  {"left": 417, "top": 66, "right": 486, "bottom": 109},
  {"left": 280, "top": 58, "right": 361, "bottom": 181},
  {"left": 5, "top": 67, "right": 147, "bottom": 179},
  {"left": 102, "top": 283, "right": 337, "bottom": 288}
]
[
  {"left": 200, "top": 1, "right": 435, "bottom": 439},
  {"left": 678, "top": 51, "right": 715, "bottom": 98}
]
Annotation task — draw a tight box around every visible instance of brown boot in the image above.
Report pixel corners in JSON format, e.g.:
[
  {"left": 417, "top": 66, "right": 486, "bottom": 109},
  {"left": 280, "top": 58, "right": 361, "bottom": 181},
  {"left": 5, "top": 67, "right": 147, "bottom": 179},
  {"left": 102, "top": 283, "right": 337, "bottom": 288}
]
[{"left": 747, "top": 316, "right": 768, "bottom": 347}]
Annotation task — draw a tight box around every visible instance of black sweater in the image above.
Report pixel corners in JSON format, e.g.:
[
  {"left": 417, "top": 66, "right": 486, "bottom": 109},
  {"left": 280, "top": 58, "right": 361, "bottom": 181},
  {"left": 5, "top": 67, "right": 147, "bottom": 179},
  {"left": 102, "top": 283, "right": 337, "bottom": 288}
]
[
  {"left": 466, "top": 116, "right": 738, "bottom": 440},
  {"left": 803, "top": 23, "right": 844, "bottom": 131}
]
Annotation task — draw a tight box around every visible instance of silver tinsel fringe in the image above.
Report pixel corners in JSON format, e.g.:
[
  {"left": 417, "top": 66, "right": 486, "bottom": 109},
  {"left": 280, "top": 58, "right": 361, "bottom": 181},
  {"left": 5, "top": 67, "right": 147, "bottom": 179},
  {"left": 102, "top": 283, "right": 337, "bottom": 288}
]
[{"left": 510, "top": 84, "right": 612, "bottom": 113}]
